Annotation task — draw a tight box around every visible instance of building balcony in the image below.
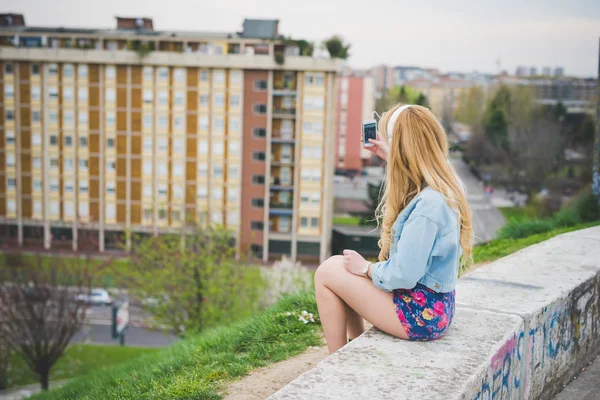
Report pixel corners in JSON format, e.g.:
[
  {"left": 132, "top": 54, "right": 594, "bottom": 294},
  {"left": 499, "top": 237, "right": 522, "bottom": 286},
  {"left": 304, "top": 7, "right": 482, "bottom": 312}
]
[
  {"left": 272, "top": 80, "right": 297, "bottom": 95},
  {"left": 270, "top": 175, "right": 293, "bottom": 190},
  {"left": 272, "top": 108, "right": 296, "bottom": 119},
  {"left": 271, "top": 157, "right": 294, "bottom": 166},
  {"left": 272, "top": 129, "right": 295, "bottom": 143},
  {"left": 269, "top": 202, "right": 293, "bottom": 216}
]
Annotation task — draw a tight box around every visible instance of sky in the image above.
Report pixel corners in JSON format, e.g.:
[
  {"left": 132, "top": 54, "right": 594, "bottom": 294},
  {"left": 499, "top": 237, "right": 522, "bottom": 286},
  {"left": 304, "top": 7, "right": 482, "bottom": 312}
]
[{"left": 4, "top": 0, "right": 600, "bottom": 77}]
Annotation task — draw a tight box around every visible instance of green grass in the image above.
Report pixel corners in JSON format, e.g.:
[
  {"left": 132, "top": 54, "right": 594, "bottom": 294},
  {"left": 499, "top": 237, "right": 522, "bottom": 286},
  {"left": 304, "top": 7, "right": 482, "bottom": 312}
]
[
  {"left": 472, "top": 221, "right": 600, "bottom": 265},
  {"left": 499, "top": 206, "right": 535, "bottom": 221},
  {"left": 32, "top": 292, "right": 322, "bottom": 400},
  {"left": 7, "top": 345, "right": 158, "bottom": 389}
]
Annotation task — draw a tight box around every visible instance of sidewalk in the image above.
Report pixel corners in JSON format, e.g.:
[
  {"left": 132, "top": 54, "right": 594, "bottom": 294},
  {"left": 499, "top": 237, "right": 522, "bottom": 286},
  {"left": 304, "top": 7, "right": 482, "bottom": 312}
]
[
  {"left": 0, "top": 380, "right": 69, "bottom": 400},
  {"left": 554, "top": 356, "right": 600, "bottom": 400}
]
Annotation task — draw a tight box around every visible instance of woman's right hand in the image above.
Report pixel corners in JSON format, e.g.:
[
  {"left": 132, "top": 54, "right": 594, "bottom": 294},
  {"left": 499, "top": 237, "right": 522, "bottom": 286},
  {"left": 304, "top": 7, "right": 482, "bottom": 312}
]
[{"left": 363, "top": 134, "right": 390, "bottom": 161}]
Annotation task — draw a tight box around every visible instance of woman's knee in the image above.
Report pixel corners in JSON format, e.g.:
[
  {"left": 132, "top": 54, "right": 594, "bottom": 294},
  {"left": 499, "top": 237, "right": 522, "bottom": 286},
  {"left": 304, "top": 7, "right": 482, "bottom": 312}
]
[{"left": 314, "top": 255, "right": 344, "bottom": 286}]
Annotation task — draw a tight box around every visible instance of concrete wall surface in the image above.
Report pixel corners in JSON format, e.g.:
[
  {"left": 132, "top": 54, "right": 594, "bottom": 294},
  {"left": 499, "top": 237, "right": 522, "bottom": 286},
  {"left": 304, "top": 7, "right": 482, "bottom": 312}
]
[{"left": 270, "top": 227, "right": 600, "bottom": 400}]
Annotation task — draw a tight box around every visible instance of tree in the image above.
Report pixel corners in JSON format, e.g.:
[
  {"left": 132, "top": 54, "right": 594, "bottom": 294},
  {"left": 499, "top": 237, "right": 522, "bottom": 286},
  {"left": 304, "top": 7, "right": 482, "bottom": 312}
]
[
  {"left": 0, "top": 327, "right": 9, "bottom": 390},
  {"left": 454, "top": 86, "right": 485, "bottom": 125},
  {"left": 414, "top": 92, "right": 430, "bottom": 107},
  {"left": 323, "top": 36, "right": 350, "bottom": 59},
  {"left": 375, "top": 85, "right": 423, "bottom": 114},
  {"left": 122, "top": 225, "right": 264, "bottom": 336},
  {"left": 484, "top": 107, "right": 509, "bottom": 150},
  {"left": 0, "top": 254, "right": 95, "bottom": 390}
]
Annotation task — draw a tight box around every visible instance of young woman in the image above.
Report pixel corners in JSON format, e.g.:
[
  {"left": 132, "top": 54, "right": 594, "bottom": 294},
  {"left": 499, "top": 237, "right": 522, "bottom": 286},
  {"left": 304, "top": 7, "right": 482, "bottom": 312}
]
[{"left": 315, "top": 104, "right": 473, "bottom": 354}]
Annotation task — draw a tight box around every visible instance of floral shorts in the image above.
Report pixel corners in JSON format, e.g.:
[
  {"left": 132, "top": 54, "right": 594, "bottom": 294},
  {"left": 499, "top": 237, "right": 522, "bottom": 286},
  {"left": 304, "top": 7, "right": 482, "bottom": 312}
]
[{"left": 393, "top": 284, "right": 455, "bottom": 341}]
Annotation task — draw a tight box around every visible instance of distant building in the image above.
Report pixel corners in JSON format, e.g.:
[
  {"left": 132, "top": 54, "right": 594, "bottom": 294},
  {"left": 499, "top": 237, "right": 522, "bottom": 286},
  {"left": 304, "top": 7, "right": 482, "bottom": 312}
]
[
  {"left": 335, "top": 75, "right": 375, "bottom": 176},
  {"left": 529, "top": 67, "right": 537, "bottom": 76},
  {"left": 542, "top": 67, "right": 552, "bottom": 76},
  {"left": 554, "top": 67, "right": 565, "bottom": 77},
  {"left": 515, "top": 66, "right": 528, "bottom": 77},
  {"left": 404, "top": 76, "right": 473, "bottom": 121},
  {"left": 369, "top": 64, "right": 394, "bottom": 94}
]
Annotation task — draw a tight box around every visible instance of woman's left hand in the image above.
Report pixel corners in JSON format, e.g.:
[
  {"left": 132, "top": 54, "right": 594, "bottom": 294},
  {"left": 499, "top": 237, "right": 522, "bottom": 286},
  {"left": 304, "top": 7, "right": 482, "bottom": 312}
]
[{"left": 342, "top": 249, "right": 367, "bottom": 276}]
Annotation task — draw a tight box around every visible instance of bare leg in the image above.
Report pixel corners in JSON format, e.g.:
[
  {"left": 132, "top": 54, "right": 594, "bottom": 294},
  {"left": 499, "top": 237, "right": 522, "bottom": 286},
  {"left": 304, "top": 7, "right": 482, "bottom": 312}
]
[
  {"left": 346, "top": 303, "right": 364, "bottom": 340},
  {"left": 315, "top": 255, "right": 408, "bottom": 354}
]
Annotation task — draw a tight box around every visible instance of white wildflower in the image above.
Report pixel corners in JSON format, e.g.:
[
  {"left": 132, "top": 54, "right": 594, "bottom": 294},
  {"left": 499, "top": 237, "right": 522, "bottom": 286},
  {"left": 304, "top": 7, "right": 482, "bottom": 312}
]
[{"left": 301, "top": 310, "right": 308, "bottom": 316}]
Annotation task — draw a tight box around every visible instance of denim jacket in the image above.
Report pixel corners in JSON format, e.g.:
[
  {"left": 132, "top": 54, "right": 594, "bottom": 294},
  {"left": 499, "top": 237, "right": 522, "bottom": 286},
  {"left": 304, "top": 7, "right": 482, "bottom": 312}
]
[{"left": 371, "top": 187, "right": 461, "bottom": 293}]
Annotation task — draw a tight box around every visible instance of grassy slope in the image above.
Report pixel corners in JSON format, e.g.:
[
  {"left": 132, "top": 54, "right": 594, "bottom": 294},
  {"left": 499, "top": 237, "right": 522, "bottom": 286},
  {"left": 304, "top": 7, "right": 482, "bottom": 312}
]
[
  {"left": 32, "top": 292, "right": 321, "bottom": 400},
  {"left": 7, "top": 345, "right": 158, "bottom": 389}
]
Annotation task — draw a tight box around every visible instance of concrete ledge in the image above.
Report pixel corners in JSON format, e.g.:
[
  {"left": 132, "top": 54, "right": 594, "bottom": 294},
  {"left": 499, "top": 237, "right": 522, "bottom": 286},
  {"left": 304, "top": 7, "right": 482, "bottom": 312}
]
[{"left": 271, "top": 227, "right": 600, "bottom": 400}]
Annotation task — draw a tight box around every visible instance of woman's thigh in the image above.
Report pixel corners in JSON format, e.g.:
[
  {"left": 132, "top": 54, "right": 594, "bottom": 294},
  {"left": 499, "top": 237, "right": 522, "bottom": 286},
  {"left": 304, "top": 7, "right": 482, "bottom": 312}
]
[{"left": 315, "top": 256, "right": 408, "bottom": 340}]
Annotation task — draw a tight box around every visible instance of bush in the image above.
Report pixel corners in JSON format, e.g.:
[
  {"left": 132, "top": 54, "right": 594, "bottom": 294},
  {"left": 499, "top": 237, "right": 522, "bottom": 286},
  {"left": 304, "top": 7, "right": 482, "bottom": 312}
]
[
  {"left": 554, "top": 187, "right": 600, "bottom": 226},
  {"left": 498, "top": 218, "right": 556, "bottom": 239}
]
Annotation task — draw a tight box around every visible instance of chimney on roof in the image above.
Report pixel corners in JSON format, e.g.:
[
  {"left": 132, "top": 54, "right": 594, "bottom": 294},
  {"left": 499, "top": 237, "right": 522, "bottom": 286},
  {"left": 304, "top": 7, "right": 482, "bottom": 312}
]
[
  {"left": 115, "top": 16, "right": 153, "bottom": 30},
  {"left": 0, "top": 13, "right": 25, "bottom": 27}
]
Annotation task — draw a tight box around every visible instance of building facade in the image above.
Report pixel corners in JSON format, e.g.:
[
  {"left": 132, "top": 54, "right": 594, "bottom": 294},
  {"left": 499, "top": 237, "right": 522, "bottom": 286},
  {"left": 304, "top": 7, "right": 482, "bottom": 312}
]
[
  {"left": 0, "top": 15, "right": 340, "bottom": 262},
  {"left": 335, "top": 75, "right": 375, "bottom": 175}
]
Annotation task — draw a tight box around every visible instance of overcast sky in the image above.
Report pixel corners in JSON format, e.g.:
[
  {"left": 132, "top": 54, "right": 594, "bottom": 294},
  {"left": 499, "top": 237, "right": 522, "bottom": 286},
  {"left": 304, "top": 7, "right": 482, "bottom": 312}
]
[{"left": 4, "top": 0, "right": 600, "bottom": 77}]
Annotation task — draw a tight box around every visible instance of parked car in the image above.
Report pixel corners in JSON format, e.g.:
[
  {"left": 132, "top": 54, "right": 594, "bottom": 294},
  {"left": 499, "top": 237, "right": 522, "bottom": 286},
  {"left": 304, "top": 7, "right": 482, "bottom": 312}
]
[{"left": 76, "top": 288, "right": 112, "bottom": 306}]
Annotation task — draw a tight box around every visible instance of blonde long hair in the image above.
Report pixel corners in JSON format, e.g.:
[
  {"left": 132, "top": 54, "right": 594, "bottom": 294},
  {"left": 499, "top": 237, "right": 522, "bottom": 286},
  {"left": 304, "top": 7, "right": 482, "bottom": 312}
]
[{"left": 375, "top": 104, "right": 473, "bottom": 268}]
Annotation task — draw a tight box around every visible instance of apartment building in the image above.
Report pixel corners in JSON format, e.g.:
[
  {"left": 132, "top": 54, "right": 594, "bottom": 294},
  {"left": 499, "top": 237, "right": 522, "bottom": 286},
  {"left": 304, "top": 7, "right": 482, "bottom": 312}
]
[
  {"left": 0, "top": 14, "right": 341, "bottom": 262},
  {"left": 335, "top": 75, "right": 375, "bottom": 175}
]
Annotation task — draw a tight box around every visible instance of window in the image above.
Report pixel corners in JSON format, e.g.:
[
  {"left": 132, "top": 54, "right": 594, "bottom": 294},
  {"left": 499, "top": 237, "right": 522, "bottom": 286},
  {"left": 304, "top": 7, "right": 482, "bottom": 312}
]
[
  {"left": 253, "top": 152, "right": 266, "bottom": 161},
  {"left": 213, "top": 93, "right": 225, "bottom": 107},
  {"left": 78, "top": 65, "right": 88, "bottom": 78},
  {"left": 311, "top": 193, "right": 321, "bottom": 204},
  {"left": 80, "top": 136, "right": 88, "bottom": 148},
  {"left": 106, "top": 159, "right": 116, "bottom": 172},
  {"left": 199, "top": 94, "right": 209, "bottom": 106},
  {"left": 314, "top": 97, "right": 325, "bottom": 111},
  {"left": 158, "top": 137, "right": 168, "bottom": 152},
  {"left": 64, "top": 201, "right": 74, "bottom": 218},
  {"left": 143, "top": 137, "right": 152, "bottom": 151},
  {"left": 158, "top": 115, "right": 168, "bottom": 129},
  {"left": 33, "top": 179, "right": 42, "bottom": 191},
  {"left": 313, "top": 121, "right": 324, "bottom": 134},
  {"left": 105, "top": 204, "right": 116, "bottom": 220},
  {"left": 158, "top": 67, "right": 169, "bottom": 81},
  {"left": 5, "top": 131, "right": 15, "bottom": 145},
  {"left": 6, "top": 154, "right": 15, "bottom": 167},
  {"left": 64, "top": 158, "right": 74, "bottom": 171},
  {"left": 227, "top": 211, "right": 239, "bottom": 225},
  {"left": 143, "top": 89, "right": 153, "bottom": 104},
  {"left": 229, "top": 117, "right": 241, "bottom": 132},
  {"left": 32, "top": 157, "right": 42, "bottom": 169},
  {"left": 197, "top": 164, "right": 208, "bottom": 177},
  {"left": 174, "top": 91, "right": 184, "bottom": 106},
  {"left": 301, "top": 168, "right": 311, "bottom": 181},
  {"left": 230, "top": 70, "right": 242, "bottom": 84},
  {"left": 158, "top": 164, "right": 168, "bottom": 177},
  {"left": 250, "top": 244, "right": 263, "bottom": 257},
  {"left": 32, "top": 111, "right": 40, "bottom": 123},
  {"left": 50, "top": 201, "right": 59, "bottom": 217},
  {"left": 253, "top": 128, "right": 266, "bottom": 138},
  {"left": 63, "top": 64, "right": 74, "bottom": 78},
  {"left": 199, "top": 70, "right": 209, "bottom": 82},
  {"left": 173, "top": 185, "right": 184, "bottom": 199},
  {"left": 251, "top": 221, "right": 264, "bottom": 231},
  {"left": 7, "top": 200, "right": 16, "bottom": 214},
  {"left": 198, "top": 139, "right": 209, "bottom": 154},
  {"left": 79, "top": 111, "right": 88, "bottom": 125},
  {"left": 229, "top": 94, "right": 240, "bottom": 107},
  {"left": 301, "top": 194, "right": 310, "bottom": 204},
  {"left": 305, "top": 74, "right": 314, "bottom": 86},
  {"left": 143, "top": 67, "right": 153, "bottom": 81},
  {"left": 174, "top": 68, "right": 185, "bottom": 82},
  {"left": 79, "top": 159, "right": 88, "bottom": 170},
  {"left": 48, "top": 64, "right": 57, "bottom": 76},
  {"left": 143, "top": 186, "right": 152, "bottom": 198},
  {"left": 252, "top": 175, "right": 265, "bottom": 184},
  {"left": 254, "top": 80, "right": 267, "bottom": 90},
  {"left": 31, "top": 86, "right": 40, "bottom": 100},
  {"left": 106, "top": 183, "right": 116, "bottom": 194},
  {"left": 172, "top": 210, "right": 182, "bottom": 222},
  {"left": 227, "top": 188, "right": 238, "bottom": 201},
  {"left": 49, "top": 111, "right": 58, "bottom": 124},
  {"left": 49, "top": 86, "right": 58, "bottom": 99},
  {"left": 212, "top": 211, "right": 223, "bottom": 225},
  {"left": 50, "top": 158, "right": 59, "bottom": 168},
  {"left": 79, "top": 182, "right": 89, "bottom": 193},
  {"left": 301, "top": 217, "right": 308, "bottom": 228},
  {"left": 197, "top": 187, "right": 208, "bottom": 199},
  {"left": 312, "top": 168, "right": 321, "bottom": 182},
  {"left": 144, "top": 208, "right": 152, "bottom": 220},
  {"left": 5, "top": 63, "right": 12, "bottom": 74},
  {"left": 63, "top": 111, "right": 74, "bottom": 126},
  {"left": 315, "top": 74, "right": 325, "bottom": 86},
  {"left": 173, "top": 116, "right": 184, "bottom": 131},
  {"left": 213, "top": 117, "right": 224, "bottom": 132},
  {"left": 198, "top": 116, "right": 209, "bottom": 130},
  {"left": 106, "top": 137, "right": 115, "bottom": 149},
  {"left": 64, "top": 135, "right": 73, "bottom": 147},
  {"left": 105, "top": 88, "right": 116, "bottom": 103},
  {"left": 33, "top": 200, "right": 42, "bottom": 216},
  {"left": 32, "top": 133, "right": 41, "bottom": 146},
  {"left": 213, "top": 141, "right": 224, "bottom": 155},
  {"left": 173, "top": 138, "right": 184, "bottom": 153},
  {"left": 173, "top": 163, "right": 184, "bottom": 177},
  {"left": 7, "top": 178, "right": 16, "bottom": 189},
  {"left": 104, "top": 66, "right": 116, "bottom": 79},
  {"left": 49, "top": 135, "right": 58, "bottom": 146},
  {"left": 64, "top": 183, "right": 74, "bottom": 193},
  {"left": 143, "top": 114, "right": 152, "bottom": 129},
  {"left": 142, "top": 161, "right": 152, "bottom": 174},
  {"left": 279, "top": 217, "right": 291, "bottom": 233},
  {"left": 228, "top": 141, "right": 240, "bottom": 157},
  {"left": 50, "top": 179, "right": 59, "bottom": 192},
  {"left": 4, "top": 84, "right": 14, "bottom": 99},
  {"left": 213, "top": 70, "right": 225, "bottom": 84},
  {"left": 6, "top": 110, "right": 14, "bottom": 121},
  {"left": 212, "top": 188, "right": 223, "bottom": 200},
  {"left": 106, "top": 112, "right": 115, "bottom": 127},
  {"left": 213, "top": 166, "right": 223, "bottom": 178},
  {"left": 228, "top": 166, "right": 239, "bottom": 179},
  {"left": 63, "top": 87, "right": 74, "bottom": 101},
  {"left": 252, "top": 198, "right": 264, "bottom": 207},
  {"left": 254, "top": 104, "right": 267, "bottom": 114},
  {"left": 311, "top": 217, "right": 319, "bottom": 228},
  {"left": 79, "top": 202, "right": 89, "bottom": 218},
  {"left": 31, "top": 64, "right": 39, "bottom": 75}
]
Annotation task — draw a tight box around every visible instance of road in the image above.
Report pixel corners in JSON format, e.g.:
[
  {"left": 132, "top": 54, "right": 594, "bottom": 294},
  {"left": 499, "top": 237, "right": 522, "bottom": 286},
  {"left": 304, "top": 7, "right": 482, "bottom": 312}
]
[
  {"left": 73, "top": 323, "right": 176, "bottom": 347},
  {"left": 553, "top": 356, "right": 600, "bottom": 400}
]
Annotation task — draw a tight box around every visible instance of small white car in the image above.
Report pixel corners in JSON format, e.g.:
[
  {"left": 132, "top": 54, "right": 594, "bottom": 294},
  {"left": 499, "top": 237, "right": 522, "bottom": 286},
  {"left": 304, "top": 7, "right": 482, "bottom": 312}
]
[{"left": 76, "top": 288, "right": 113, "bottom": 306}]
